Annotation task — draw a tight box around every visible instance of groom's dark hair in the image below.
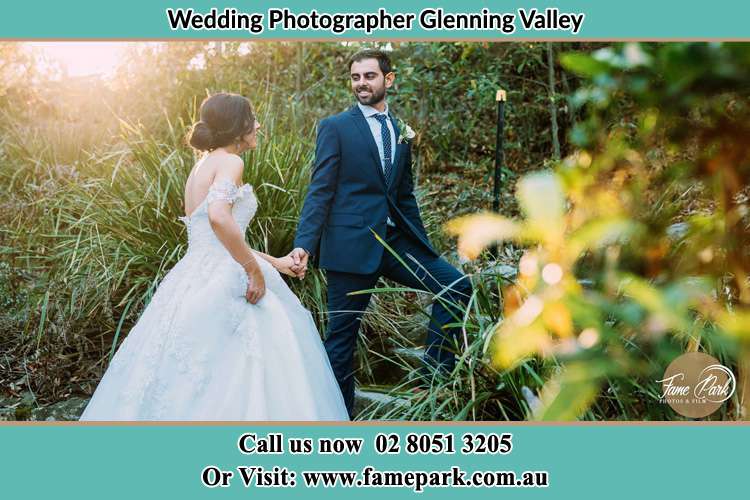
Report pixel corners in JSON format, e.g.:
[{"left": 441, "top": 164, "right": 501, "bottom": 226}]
[{"left": 348, "top": 49, "right": 392, "bottom": 75}]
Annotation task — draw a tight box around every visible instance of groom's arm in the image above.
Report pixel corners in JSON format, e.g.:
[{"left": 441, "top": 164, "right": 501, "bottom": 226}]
[
  {"left": 293, "top": 117, "right": 340, "bottom": 258},
  {"left": 396, "top": 147, "right": 429, "bottom": 242}
]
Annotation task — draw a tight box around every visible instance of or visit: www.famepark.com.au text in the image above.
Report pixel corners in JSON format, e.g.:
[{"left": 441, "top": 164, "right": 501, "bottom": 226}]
[{"left": 232, "top": 465, "right": 549, "bottom": 492}]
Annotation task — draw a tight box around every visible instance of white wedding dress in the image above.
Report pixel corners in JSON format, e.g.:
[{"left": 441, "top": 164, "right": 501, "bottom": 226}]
[{"left": 80, "top": 180, "right": 348, "bottom": 421}]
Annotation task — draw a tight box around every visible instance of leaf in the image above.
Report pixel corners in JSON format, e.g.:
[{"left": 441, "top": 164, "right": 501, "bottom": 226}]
[
  {"left": 532, "top": 362, "right": 606, "bottom": 421},
  {"left": 715, "top": 309, "right": 750, "bottom": 340},
  {"left": 445, "top": 212, "right": 520, "bottom": 260},
  {"left": 516, "top": 171, "right": 566, "bottom": 245},
  {"left": 543, "top": 301, "right": 573, "bottom": 338},
  {"left": 623, "top": 43, "right": 652, "bottom": 68},
  {"left": 493, "top": 320, "right": 549, "bottom": 369},
  {"left": 560, "top": 52, "right": 612, "bottom": 78},
  {"left": 567, "top": 218, "right": 637, "bottom": 257},
  {"left": 620, "top": 276, "right": 708, "bottom": 333}
]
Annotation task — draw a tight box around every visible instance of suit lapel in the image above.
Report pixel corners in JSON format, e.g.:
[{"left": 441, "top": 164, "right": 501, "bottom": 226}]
[{"left": 349, "top": 106, "right": 386, "bottom": 187}]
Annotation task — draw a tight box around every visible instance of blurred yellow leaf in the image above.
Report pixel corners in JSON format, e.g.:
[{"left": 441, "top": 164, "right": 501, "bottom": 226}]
[
  {"left": 502, "top": 285, "right": 525, "bottom": 318},
  {"left": 621, "top": 276, "right": 690, "bottom": 332},
  {"left": 543, "top": 301, "right": 573, "bottom": 337},
  {"left": 716, "top": 309, "right": 750, "bottom": 340},
  {"left": 567, "top": 217, "right": 636, "bottom": 257},
  {"left": 532, "top": 362, "right": 603, "bottom": 421},
  {"left": 516, "top": 172, "right": 566, "bottom": 245},
  {"left": 493, "top": 321, "right": 550, "bottom": 369},
  {"left": 445, "top": 212, "right": 520, "bottom": 259}
]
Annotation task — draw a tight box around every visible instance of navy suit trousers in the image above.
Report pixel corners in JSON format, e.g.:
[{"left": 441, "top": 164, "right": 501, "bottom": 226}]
[{"left": 324, "top": 226, "right": 472, "bottom": 417}]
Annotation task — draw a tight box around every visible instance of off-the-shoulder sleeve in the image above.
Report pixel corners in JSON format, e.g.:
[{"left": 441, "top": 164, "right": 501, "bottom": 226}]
[{"left": 206, "top": 178, "right": 240, "bottom": 205}]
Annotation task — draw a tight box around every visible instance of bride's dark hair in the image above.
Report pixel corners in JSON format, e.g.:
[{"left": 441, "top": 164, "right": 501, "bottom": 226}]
[{"left": 188, "top": 93, "right": 255, "bottom": 152}]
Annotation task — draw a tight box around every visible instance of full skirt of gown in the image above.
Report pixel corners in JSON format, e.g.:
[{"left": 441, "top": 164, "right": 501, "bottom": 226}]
[{"left": 79, "top": 182, "right": 348, "bottom": 421}]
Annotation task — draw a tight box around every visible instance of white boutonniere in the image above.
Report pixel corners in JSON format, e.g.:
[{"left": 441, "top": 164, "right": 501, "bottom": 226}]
[{"left": 397, "top": 118, "right": 416, "bottom": 144}]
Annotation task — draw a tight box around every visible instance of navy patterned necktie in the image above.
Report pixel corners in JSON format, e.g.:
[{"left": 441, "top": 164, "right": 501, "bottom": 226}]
[{"left": 374, "top": 113, "right": 393, "bottom": 184}]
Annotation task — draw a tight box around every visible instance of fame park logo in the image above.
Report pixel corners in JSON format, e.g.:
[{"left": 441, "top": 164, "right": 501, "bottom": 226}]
[{"left": 657, "top": 352, "right": 736, "bottom": 418}]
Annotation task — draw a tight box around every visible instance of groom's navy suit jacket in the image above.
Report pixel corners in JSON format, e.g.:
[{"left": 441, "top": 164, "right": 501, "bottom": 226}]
[{"left": 295, "top": 105, "right": 437, "bottom": 275}]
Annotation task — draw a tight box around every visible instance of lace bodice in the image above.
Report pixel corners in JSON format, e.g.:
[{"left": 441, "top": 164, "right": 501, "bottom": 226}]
[{"left": 179, "top": 179, "right": 258, "bottom": 253}]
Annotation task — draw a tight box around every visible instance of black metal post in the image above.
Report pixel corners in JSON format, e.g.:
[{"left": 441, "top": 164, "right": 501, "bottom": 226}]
[{"left": 492, "top": 89, "right": 507, "bottom": 259}]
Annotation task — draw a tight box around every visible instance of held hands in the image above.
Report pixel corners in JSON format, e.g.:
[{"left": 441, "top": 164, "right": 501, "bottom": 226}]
[
  {"left": 271, "top": 248, "right": 309, "bottom": 280},
  {"left": 274, "top": 255, "right": 300, "bottom": 277},
  {"left": 288, "top": 248, "right": 309, "bottom": 280}
]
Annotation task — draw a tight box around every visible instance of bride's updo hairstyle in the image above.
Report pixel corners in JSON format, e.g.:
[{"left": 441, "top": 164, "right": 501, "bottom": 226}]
[{"left": 188, "top": 93, "right": 255, "bottom": 152}]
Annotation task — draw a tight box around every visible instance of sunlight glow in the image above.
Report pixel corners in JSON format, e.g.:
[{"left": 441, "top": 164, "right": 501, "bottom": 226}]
[
  {"left": 578, "top": 328, "right": 600, "bottom": 349},
  {"left": 27, "top": 42, "right": 130, "bottom": 77},
  {"left": 541, "top": 263, "right": 563, "bottom": 285}
]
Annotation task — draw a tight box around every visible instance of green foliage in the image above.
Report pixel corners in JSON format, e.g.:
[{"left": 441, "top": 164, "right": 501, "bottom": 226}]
[
  {"left": 0, "top": 43, "right": 38, "bottom": 112},
  {"left": 2, "top": 41, "right": 582, "bottom": 408},
  {"left": 4, "top": 41, "right": 744, "bottom": 421},
  {"left": 443, "top": 42, "right": 749, "bottom": 420},
  {"left": 107, "top": 42, "right": 587, "bottom": 176}
]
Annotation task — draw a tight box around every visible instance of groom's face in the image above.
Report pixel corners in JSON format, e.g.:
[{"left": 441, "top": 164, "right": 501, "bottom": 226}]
[{"left": 350, "top": 58, "right": 393, "bottom": 107}]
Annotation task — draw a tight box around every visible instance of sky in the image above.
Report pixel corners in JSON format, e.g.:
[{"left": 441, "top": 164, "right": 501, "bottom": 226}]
[{"left": 26, "top": 42, "right": 131, "bottom": 77}]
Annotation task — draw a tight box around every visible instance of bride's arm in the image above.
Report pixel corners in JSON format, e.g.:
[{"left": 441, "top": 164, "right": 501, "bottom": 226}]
[
  {"left": 208, "top": 202, "right": 257, "bottom": 267},
  {"left": 206, "top": 158, "right": 265, "bottom": 303},
  {"left": 254, "top": 251, "right": 279, "bottom": 268},
  {"left": 254, "top": 251, "right": 298, "bottom": 277}
]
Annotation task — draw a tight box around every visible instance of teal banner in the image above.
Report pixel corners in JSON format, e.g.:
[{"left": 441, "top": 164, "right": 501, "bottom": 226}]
[
  {"left": 1, "top": 0, "right": 749, "bottom": 40},
  {"left": 1, "top": 423, "right": 746, "bottom": 498}
]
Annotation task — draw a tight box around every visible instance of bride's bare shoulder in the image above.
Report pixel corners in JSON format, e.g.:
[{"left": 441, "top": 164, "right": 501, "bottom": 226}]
[
  {"left": 209, "top": 152, "right": 244, "bottom": 183},
  {"left": 184, "top": 152, "right": 244, "bottom": 208}
]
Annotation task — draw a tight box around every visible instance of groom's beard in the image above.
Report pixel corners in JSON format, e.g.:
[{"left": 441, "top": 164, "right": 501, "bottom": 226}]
[{"left": 354, "top": 85, "right": 386, "bottom": 107}]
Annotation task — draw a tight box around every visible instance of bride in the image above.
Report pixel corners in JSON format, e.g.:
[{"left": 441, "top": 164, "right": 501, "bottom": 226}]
[{"left": 80, "top": 93, "right": 348, "bottom": 421}]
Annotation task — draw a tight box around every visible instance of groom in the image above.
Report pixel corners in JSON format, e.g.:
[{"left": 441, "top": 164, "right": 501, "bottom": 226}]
[{"left": 291, "top": 49, "right": 472, "bottom": 416}]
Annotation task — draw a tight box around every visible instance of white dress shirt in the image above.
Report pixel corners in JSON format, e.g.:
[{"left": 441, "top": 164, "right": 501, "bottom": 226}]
[{"left": 357, "top": 102, "right": 397, "bottom": 175}]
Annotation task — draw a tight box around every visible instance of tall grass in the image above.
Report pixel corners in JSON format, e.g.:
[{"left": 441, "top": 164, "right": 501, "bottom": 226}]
[
  {"left": 0, "top": 101, "right": 678, "bottom": 419},
  {"left": 355, "top": 261, "right": 709, "bottom": 422},
  {"left": 352, "top": 247, "right": 547, "bottom": 421},
  {"left": 0, "top": 98, "right": 337, "bottom": 386}
]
